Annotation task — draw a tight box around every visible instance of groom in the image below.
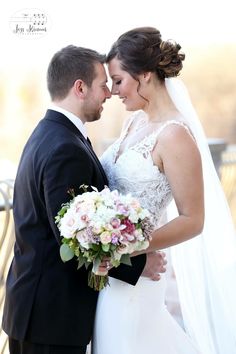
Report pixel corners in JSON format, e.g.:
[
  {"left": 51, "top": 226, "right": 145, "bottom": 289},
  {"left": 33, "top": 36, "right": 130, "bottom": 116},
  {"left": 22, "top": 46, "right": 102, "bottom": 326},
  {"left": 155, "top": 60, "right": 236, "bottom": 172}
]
[{"left": 2, "top": 45, "right": 166, "bottom": 354}]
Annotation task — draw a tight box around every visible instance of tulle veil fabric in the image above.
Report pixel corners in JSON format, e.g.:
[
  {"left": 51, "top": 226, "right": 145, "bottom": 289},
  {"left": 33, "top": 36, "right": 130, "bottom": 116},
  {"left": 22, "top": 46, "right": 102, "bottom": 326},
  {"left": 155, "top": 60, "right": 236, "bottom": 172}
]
[{"left": 165, "top": 78, "right": 236, "bottom": 353}]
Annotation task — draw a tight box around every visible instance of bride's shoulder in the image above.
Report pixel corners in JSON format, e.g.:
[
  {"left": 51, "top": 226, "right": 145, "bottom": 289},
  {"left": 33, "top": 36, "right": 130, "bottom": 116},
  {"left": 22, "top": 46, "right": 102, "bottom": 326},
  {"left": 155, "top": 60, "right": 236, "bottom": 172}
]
[{"left": 157, "top": 120, "right": 196, "bottom": 147}]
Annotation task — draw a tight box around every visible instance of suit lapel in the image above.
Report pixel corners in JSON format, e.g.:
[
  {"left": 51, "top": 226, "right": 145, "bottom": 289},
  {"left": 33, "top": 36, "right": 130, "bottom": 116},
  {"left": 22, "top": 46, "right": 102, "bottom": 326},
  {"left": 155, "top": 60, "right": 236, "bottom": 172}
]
[
  {"left": 80, "top": 135, "right": 109, "bottom": 185},
  {"left": 44, "top": 110, "right": 108, "bottom": 185}
]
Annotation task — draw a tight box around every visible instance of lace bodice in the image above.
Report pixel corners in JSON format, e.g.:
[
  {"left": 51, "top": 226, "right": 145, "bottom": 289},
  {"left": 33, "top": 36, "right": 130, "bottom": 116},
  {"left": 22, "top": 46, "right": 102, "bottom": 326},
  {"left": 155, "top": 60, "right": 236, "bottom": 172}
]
[{"left": 100, "top": 113, "right": 188, "bottom": 227}]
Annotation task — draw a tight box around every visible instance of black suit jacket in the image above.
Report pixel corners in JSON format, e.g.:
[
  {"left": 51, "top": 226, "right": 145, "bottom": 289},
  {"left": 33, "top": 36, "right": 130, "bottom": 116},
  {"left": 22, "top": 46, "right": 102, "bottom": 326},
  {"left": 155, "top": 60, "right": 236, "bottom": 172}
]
[{"left": 2, "top": 110, "right": 146, "bottom": 346}]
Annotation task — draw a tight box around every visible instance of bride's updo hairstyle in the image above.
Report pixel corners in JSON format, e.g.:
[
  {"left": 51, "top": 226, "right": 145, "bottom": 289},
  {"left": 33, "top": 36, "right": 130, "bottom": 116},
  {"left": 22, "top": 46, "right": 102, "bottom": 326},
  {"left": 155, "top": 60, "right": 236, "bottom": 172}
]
[{"left": 106, "top": 27, "right": 185, "bottom": 81}]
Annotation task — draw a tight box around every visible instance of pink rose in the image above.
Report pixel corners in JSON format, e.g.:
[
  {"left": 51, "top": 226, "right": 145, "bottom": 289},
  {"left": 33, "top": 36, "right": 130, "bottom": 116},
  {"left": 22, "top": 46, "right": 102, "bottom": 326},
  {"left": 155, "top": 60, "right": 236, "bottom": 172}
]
[
  {"left": 111, "top": 217, "right": 121, "bottom": 229},
  {"left": 121, "top": 218, "right": 135, "bottom": 234}
]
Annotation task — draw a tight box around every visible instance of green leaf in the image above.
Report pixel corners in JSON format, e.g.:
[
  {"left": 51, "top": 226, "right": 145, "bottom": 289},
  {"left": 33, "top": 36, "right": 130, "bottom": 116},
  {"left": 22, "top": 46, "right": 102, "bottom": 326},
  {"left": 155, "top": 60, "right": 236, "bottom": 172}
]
[
  {"left": 92, "top": 257, "right": 102, "bottom": 273},
  {"left": 111, "top": 259, "right": 120, "bottom": 267},
  {"left": 55, "top": 215, "right": 61, "bottom": 224},
  {"left": 91, "top": 244, "right": 100, "bottom": 251},
  {"left": 84, "top": 260, "right": 91, "bottom": 269},
  {"left": 120, "top": 254, "right": 132, "bottom": 266},
  {"left": 110, "top": 244, "right": 116, "bottom": 251},
  {"left": 60, "top": 244, "right": 74, "bottom": 262},
  {"left": 74, "top": 247, "right": 80, "bottom": 257},
  {"left": 102, "top": 244, "right": 110, "bottom": 252},
  {"left": 58, "top": 205, "right": 68, "bottom": 216},
  {"left": 77, "top": 257, "right": 86, "bottom": 270}
]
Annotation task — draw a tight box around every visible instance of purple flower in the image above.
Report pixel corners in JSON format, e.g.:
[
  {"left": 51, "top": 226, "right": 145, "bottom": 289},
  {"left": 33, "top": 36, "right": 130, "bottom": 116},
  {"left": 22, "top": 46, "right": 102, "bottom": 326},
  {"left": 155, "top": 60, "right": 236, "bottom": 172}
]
[
  {"left": 111, "top": 233, "right": 119, "bottom": 244},
  {"left": 116, "top": 203, "right": 129, "bottom": 216},
  {"left": 110, "top": 217, "right": 121, "bottom": 229}
]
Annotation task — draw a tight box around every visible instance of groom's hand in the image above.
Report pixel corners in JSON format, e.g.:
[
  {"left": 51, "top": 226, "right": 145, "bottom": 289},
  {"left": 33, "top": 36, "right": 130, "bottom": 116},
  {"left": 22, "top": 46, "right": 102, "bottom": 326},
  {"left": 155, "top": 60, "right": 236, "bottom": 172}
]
[{"left": 142, "top": 251, "right": 167, "bottom": 281}]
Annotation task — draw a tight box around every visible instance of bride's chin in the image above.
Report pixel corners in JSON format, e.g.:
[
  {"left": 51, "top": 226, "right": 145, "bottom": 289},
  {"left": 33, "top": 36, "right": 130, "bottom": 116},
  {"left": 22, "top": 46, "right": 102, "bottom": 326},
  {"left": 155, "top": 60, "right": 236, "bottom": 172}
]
[
  {"left": 122, "top": 100, "right": 131, "bottom": 110},
  {"left": 125, "top": 103, "right": 138, "bottom": 112}
]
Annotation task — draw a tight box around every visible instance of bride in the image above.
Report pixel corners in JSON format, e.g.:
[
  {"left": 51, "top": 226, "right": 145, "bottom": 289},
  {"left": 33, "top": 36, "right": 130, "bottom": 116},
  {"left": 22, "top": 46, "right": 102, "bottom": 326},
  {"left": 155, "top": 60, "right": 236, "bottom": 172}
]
[{"left": 93, "top": 27, "right": 236, "bottom": 353}]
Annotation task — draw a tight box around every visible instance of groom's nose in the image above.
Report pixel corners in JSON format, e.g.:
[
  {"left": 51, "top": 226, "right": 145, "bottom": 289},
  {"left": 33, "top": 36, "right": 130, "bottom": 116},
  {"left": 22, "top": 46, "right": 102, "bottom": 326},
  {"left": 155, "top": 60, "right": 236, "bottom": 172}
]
[{"left": 105, "top": 86, "right": 112, "bottom": 99}]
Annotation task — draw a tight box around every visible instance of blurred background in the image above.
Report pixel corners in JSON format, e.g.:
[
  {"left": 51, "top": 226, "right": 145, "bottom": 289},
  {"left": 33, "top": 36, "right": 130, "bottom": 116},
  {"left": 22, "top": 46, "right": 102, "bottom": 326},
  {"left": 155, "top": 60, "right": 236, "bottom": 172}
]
[
  {"left": 1, "top": 0, "right": 235, "bottom": 215},
  {"left": 0, "top": 0, "right": 236, "bottom": 352},
  {"left": 0, "top": 0, "right": 236, "bottom": 162}
]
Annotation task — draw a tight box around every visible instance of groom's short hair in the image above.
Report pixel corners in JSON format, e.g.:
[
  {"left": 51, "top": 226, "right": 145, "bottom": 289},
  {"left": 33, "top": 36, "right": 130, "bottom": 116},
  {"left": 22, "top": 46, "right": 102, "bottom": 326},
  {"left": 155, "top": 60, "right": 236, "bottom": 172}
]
[{"left": 47, "top": 45, "right": 106, "bottom": 100}]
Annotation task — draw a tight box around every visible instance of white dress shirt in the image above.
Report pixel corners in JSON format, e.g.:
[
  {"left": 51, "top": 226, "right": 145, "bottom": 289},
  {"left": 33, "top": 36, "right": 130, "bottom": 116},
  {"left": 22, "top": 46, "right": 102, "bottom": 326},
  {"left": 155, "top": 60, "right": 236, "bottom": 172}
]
[{"left": 49, "top": 105, "right": 87, "bottom": 139}]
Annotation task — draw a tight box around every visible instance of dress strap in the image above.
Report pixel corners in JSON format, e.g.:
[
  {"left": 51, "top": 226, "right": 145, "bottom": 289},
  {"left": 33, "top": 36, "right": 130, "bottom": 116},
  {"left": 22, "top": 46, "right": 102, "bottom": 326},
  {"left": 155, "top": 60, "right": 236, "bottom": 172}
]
[
  {"left": 131, "top": 119, "right": 193, "bottom": 156},
  {"left": 153, "top": 119, "right": 191, "bottom": 138}
]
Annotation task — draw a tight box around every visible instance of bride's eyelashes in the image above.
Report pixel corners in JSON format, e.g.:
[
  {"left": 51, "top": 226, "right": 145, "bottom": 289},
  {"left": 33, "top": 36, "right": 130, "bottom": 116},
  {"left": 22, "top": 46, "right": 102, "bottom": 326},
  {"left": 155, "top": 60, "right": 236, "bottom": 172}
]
[{"left": 115, "top": 80, "right": 122, "bottom": 85}]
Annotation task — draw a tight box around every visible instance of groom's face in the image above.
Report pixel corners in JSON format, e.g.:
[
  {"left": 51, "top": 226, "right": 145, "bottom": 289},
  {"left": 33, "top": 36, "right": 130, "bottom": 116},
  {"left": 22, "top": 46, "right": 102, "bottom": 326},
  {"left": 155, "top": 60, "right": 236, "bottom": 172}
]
[{"left": 83, "top": 63, "right": 111, "bottom": 122}]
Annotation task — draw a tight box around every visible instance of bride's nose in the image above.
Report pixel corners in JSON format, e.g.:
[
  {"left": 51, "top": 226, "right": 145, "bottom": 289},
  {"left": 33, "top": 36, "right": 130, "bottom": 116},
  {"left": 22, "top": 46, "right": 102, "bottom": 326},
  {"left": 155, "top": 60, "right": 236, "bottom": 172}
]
[{"left": 111, "top": 85, "right": 119, "bottom": 95}]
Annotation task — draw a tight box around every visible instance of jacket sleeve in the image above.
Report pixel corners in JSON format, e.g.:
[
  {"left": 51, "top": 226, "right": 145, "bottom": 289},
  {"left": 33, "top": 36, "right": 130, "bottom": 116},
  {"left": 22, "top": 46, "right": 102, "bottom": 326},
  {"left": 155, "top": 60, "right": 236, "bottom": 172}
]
[
  {"left": 108, "top": 254, "right": 147, "bottom": 285},
  {"left": 43, "top": 143, "right": 95, "bottom": 244}
]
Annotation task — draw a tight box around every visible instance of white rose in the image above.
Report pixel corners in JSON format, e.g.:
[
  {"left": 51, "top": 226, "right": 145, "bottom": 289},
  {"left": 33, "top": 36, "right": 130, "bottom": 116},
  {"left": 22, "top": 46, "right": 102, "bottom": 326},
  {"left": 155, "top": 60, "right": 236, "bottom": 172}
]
[
  {"left": 76, "top": 231, "right": 90, "bottom": 249},
  {"left": 100, "top": 231, "right": 112, "bottom": 244},
  {"left": 128, "top": 212, "right": 139, "bottom": 223},
  {"left": 138, "top": 209, "right": 150, "bottom": 220},
  {"left": 60, "top": 209, "right": 85, "bottom": 238}
]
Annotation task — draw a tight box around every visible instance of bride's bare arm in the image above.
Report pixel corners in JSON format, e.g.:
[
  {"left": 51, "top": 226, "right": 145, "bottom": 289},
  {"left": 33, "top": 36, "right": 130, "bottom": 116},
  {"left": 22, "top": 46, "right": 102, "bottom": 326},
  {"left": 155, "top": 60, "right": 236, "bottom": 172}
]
[{"left": 145, "top": 124, "right": 204, "bottom": 251}]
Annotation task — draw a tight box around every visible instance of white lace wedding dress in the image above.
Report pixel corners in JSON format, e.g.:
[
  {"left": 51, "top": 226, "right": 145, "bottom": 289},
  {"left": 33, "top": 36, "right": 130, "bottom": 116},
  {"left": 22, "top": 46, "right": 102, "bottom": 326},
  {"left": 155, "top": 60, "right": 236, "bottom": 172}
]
[{"left": 93, "top": 112, "right": 201, "bottom": 354}]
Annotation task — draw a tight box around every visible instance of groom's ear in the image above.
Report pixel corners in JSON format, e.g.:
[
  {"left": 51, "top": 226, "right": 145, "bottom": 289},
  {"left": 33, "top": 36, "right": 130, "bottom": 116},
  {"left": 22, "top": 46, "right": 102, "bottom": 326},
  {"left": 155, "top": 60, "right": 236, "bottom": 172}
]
[{"left": 74, "top": 79, "right": 88, "bottom": 98}]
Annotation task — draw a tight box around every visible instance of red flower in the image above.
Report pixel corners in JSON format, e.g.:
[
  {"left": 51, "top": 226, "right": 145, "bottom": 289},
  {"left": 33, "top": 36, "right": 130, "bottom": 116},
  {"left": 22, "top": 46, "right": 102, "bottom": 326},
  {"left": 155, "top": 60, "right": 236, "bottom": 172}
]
[{"left": 121, "top": 218, "right": 135, "bottom": 234}]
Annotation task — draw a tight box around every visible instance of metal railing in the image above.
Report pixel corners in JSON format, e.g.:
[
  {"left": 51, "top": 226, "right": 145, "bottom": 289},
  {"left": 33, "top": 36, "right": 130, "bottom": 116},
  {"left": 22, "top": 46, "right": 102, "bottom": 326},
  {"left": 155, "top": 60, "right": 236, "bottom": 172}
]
[
  {"left": 221, "top": 145, "right": 236, "bottom": 225},
  {"left": 0, "top": 180, "right": 14, "bottom": 354},
  {"left": 221, "top": 145, "right": 236, "bottom": 202}
]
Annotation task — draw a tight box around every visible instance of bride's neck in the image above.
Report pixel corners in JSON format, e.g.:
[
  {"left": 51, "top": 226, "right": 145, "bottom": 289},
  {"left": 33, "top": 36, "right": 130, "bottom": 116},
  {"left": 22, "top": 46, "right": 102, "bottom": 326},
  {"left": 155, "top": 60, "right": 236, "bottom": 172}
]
[{"left": 143, "top": 84, "right": 178, "bottom": 123}]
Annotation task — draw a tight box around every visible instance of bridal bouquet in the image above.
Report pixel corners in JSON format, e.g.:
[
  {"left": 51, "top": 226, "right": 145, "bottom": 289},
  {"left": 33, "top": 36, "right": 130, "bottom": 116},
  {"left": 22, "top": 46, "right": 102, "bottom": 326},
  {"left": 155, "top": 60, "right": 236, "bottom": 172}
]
[{"left": 55, "top": 185, "right": 153, "bottom": 291}]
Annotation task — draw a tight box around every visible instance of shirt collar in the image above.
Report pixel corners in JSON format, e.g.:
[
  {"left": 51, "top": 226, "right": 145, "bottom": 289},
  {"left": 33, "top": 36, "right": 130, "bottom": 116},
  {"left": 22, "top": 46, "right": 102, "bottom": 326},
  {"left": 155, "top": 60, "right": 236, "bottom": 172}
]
[{"left": 49, "top": 105, "right": 87, "bottom": 139}]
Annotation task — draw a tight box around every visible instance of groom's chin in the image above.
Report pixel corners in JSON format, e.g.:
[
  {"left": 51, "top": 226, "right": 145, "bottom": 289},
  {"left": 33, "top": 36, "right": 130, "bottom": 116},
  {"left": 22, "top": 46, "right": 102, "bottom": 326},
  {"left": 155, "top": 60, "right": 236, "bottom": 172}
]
[{"left": 87, "top": 114, "right": 101, "bottom": 123}]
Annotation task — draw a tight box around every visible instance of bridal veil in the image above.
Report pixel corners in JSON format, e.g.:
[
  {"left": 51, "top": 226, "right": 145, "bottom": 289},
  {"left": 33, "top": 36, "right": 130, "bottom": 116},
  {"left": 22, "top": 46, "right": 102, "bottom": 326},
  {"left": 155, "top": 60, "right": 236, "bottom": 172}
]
[{"left": 165, "top": 78, "right": 236, "bottom": 353}]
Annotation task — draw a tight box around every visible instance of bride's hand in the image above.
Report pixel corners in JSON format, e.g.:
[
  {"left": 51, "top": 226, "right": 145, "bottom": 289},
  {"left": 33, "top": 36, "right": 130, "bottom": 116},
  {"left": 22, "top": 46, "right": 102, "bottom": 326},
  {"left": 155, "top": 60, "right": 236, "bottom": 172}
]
[
  {"left": 142, "top": 251, "right": 167, "bottom": 281},
  {"left": 98, "top": 257, "right": 112, "bottom": 274}
]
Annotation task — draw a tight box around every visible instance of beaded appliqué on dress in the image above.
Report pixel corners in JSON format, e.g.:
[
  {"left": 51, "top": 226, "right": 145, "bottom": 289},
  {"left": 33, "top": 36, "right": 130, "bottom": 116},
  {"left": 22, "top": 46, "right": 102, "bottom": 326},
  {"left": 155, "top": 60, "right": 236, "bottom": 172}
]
[{"left": 100, "top": 114, "right": 189, "bottom": 227}]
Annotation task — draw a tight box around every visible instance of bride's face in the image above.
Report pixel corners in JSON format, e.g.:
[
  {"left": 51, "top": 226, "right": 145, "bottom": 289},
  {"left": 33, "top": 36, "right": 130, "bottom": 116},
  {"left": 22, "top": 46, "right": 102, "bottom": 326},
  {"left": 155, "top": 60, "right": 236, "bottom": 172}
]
[{"left": 108, "top": 58, "right": 146, "bottom": 111}]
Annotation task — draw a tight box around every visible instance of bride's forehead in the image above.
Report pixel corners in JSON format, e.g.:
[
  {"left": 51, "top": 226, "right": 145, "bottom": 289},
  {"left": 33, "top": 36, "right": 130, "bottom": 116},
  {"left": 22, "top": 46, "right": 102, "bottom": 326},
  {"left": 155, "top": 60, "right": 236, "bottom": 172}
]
[
  {"left": 108, "top": 59, "right": 129, "bottom": 79},
  {"left": 108, "top": 58, "right": 123, "bottom": 71}
]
